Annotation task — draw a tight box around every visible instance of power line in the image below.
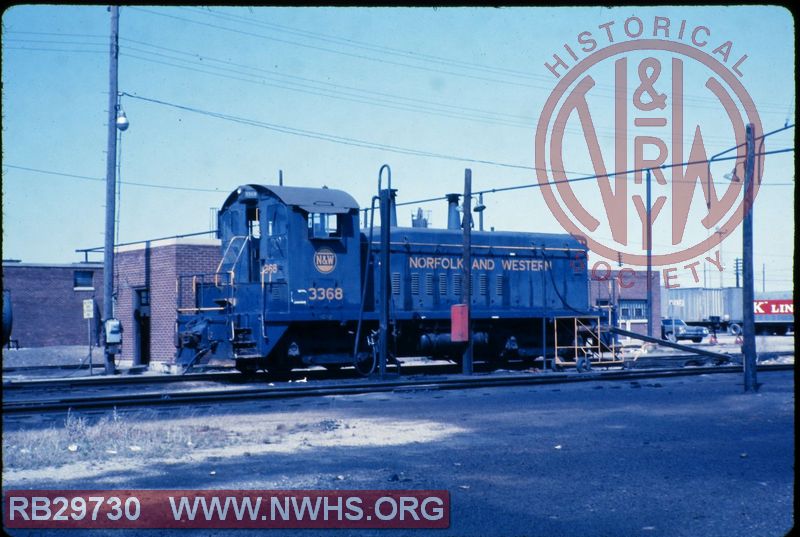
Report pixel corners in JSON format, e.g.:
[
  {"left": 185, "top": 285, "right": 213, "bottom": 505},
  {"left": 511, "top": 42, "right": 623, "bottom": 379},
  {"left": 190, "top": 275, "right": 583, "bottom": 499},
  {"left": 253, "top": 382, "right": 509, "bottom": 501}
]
[
  {"left": 4, "top": 46, "right": 106, "bottom": 54},
  {"left": 4, "top": 30, "right": 106, "bottom": 38},
  {"left": 4, "top": 38, "right": 107, "bottom": 46},
  {"left": 3, "top": 164, "right": 225, "bottom": 193},
  {"left": 396, "top": 147, "right": 795, "bottom": 207},
  {"left": 5, "top": 161, "right": 794, "bottom": 201},
  {"left": 7, "top": 12, "right": 793, "bottom": 114},
  {"left": 121, "top": 92, "right": 794, "bottom": 188},
  {"left": 120, "top": 36, "right": 539, "bottom": 124},
  {"left": 117, "top": 37, "right": 782, "bottom": 145},
  {"left": 119, "top": 51, "right": 536, "bottom": 131},
  {"left": 177, "top": 7, "right": 794, "bottom": 112},
  {"left": 121, "top": 91, "right": 589, "bottom": 174},
  {"left": 179, "top": 6, "right": 553, "bottom": 82},
  {"left": 126, "top": 7, "right": 597, "bottom": 93}
]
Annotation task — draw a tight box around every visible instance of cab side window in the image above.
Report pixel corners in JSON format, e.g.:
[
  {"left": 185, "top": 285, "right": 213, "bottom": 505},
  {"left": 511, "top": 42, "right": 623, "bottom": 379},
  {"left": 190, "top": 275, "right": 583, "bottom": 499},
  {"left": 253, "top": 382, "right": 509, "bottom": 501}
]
[{"left": 308, "top": 213, "right": 341, "bottom": 239}]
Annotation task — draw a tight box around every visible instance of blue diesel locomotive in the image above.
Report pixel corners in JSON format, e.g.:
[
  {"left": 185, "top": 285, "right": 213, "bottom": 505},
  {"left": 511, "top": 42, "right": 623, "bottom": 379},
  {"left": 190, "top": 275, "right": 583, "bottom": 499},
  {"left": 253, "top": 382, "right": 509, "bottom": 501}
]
[{"left": 175, "top": 183, "right": 591, "bottom": 374}]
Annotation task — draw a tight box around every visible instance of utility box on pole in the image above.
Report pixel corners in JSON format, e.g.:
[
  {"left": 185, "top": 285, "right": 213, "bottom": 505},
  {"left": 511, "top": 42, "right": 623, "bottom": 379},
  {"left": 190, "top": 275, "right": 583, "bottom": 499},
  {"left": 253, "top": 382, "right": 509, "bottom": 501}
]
[{"left": 451, "top": 304, "right": 469, "bottom": 343}]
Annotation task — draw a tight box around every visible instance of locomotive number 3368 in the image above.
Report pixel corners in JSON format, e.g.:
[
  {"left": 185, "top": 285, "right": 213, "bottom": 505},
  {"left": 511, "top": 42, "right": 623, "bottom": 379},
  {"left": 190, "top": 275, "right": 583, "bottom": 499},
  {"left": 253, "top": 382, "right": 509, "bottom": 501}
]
[{"left": 308, "top": 287, "right": 344, "bottom": 301}]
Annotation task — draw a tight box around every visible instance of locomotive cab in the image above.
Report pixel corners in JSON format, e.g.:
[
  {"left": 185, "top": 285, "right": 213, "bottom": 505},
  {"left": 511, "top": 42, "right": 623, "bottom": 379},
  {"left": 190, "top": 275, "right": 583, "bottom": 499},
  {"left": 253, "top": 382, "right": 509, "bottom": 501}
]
[{"left": 175, "top": 184, "right": 361, "bottom": 373}]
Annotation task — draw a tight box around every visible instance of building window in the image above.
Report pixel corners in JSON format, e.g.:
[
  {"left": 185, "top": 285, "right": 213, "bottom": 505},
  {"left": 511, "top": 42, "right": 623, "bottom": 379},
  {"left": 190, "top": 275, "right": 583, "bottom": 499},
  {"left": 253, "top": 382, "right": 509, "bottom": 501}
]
[
  {"left": 73, "top": 270, "right": 94, "bottom": 290},
  {"left": 619, "top": 299, "right": 648, "bottom": 320},
  {"left": 136, "top": 288, "right": 150, "bottom": 307}
]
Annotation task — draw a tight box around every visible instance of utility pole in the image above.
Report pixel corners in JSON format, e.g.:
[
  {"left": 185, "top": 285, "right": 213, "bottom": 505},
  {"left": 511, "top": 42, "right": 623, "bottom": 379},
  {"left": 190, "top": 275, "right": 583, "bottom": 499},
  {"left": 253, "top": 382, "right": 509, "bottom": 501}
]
[
  {"left": 102, "top": 5, "right": 120, "bottom": 375},
  {"left": 646, "top": 168, "right": 653, "bottom": 338},
  {"left": 462, "top": 169, "right": 473, "bottom": 375},
  {"left": 742, "top": 123, "right": 757, "bottom": 392}
]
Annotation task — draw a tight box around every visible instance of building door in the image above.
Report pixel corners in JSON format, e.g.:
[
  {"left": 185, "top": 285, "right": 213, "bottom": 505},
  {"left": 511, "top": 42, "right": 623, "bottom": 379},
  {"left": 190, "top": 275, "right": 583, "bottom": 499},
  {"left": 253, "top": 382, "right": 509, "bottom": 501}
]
[{"left": 134, "top": 288, "right": 151, "bottom": 365}]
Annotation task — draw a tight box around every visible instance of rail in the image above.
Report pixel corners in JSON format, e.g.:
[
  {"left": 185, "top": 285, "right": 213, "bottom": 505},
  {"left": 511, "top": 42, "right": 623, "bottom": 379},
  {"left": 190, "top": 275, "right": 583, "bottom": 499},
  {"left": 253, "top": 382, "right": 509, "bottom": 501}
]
[{"left": 3, "top": 363, "right": 793, "bottom": 415}]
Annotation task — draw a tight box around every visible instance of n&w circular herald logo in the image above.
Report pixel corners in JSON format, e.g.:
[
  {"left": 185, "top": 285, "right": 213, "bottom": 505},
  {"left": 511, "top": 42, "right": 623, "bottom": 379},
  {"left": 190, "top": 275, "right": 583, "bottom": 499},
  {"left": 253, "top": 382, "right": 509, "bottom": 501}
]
[
  {"left": 314, "top": 247, "right": 337, "bottom": 274},
  {"left": 535, "top": 15, "right": 764, "bottom": 280}
]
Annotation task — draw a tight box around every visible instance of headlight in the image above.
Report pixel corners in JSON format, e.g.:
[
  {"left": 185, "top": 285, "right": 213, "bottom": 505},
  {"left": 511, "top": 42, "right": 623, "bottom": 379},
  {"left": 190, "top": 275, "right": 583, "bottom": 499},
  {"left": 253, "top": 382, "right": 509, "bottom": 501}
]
[
  {"left": 702, "top": 328, "right": 708, "bottom": 335},
  {"left": 678, "top": 327, "right": 686, "bottom": 334}
]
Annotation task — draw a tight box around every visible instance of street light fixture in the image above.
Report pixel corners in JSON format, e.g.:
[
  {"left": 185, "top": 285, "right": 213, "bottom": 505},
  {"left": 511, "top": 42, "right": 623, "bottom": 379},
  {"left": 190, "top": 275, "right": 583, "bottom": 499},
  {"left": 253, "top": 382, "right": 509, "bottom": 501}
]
[{"left": 116, "top": 109, "right": 129, "bottom": 132}]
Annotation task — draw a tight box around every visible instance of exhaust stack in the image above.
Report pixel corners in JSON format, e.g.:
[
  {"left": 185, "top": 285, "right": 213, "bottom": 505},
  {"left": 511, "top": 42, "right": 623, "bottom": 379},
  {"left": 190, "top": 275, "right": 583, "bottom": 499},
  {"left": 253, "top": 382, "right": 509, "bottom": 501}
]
[{"left": 446, "top": 193, "right": 461, "bottom": 230}]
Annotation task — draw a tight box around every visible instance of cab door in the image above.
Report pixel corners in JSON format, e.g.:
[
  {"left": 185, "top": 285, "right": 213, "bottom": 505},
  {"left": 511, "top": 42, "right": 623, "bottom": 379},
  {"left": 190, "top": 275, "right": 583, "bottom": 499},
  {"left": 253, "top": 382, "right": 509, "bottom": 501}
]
[{"left": 264, "top": 203, "right": 289, "bottom": 313}]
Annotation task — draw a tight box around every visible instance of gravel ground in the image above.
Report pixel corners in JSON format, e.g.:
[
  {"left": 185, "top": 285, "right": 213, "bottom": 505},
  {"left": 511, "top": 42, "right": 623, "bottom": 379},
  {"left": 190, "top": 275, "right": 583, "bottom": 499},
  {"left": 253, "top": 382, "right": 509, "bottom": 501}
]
[
  {"left": 2, "top": 369, "right": 793, "bottom": 537},
  {"left": 2, "top": 345, "right": 92, "bottom": 368}
]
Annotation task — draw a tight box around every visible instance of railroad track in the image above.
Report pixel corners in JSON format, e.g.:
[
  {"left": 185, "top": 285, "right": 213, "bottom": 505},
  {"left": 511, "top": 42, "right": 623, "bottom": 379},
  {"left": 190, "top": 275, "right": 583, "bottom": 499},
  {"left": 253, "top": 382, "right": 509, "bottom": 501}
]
[
  {"left": 3, "top": 363, "right": 793, "bottom": 415},
  {"left": 0, "top": 361, "right": 465, "bottom": 392}
]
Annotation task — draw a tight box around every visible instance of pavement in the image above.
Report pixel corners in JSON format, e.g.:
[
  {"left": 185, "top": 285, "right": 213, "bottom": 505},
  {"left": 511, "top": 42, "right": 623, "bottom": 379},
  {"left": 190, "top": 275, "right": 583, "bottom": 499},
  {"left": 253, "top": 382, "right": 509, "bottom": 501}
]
[{"left": 2, "top": 368, "right": 794, "bottom": 537}]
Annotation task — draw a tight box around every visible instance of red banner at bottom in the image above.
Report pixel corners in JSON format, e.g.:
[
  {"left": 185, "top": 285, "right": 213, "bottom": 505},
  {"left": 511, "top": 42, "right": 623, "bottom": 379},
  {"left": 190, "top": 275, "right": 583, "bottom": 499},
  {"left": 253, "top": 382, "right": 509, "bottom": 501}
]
[{"left": 4, "top": 490, "right": 450, "bottom": 529}]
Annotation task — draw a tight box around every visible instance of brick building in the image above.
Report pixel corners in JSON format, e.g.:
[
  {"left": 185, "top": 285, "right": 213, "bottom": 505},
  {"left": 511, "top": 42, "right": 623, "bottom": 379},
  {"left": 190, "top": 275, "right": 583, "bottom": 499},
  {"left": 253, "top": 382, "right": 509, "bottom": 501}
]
[
  {"left": 115, "top": 238, "right": 220, "bottom": 364},
  {"left": 2, "top": 261, "right": 104, "bottom": 347},
  {"left": 588, "top": 269, "right": 662, "bottom": 337}
]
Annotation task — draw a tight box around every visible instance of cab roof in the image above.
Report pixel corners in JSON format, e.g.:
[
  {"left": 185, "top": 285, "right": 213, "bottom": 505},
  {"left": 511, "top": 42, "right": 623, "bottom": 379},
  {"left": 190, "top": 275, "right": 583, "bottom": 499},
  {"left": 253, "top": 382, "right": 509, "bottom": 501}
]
[{"left": 221, "top": 184, "right": 359, "bottom": 214}]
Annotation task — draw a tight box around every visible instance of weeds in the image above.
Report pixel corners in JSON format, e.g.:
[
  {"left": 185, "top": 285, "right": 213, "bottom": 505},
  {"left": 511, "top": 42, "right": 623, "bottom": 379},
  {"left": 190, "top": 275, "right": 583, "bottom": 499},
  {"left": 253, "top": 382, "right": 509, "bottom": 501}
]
[{"left": 3, "top": 408, "right": 231, "bottom": 470}]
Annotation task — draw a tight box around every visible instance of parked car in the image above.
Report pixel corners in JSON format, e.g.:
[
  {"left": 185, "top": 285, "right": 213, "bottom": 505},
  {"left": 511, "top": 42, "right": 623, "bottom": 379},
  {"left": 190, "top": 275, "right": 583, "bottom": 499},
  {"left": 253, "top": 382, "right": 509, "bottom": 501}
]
[{"left": 661, "top": 318, "right": 709, "bottom": 343}]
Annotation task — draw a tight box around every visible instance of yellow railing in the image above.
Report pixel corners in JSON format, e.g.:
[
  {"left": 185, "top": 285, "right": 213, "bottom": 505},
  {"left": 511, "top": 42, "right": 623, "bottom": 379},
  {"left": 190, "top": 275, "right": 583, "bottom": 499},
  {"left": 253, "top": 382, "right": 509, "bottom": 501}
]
[{"left": 553, "top": 315, "right": 621, "bottom": 366}]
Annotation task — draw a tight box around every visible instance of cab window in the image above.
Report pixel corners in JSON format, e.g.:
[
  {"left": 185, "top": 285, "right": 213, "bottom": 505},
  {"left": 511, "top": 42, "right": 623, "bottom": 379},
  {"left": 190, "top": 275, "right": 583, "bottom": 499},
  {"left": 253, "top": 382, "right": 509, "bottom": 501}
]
[{"left": 308, "top": 213, "right": 341, "bottom": 239}]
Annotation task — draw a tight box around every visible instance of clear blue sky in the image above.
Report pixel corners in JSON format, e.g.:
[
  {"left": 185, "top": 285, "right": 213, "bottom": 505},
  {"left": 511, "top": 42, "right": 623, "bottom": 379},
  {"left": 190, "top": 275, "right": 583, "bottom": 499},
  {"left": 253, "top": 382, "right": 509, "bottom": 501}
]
[{"left": 2, "top": 6, "right": 795, "bottom": 291}]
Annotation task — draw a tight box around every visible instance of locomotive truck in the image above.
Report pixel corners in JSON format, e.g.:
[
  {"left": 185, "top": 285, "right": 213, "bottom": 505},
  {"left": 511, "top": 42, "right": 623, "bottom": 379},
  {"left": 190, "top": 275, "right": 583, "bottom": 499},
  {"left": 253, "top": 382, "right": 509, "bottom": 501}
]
[{"left": 175, "top": 183, "right": 593, "bottom": 374}]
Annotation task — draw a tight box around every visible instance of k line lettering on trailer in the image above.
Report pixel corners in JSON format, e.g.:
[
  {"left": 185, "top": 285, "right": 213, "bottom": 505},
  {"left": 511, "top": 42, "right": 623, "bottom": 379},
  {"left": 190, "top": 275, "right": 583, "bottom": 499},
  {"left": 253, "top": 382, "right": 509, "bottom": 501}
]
[
  {"left": 408, "top": 256, "right": 552, "bottom": 272},
  {"left": 753, "top": 300, "right": 793, "bottom": 315}
]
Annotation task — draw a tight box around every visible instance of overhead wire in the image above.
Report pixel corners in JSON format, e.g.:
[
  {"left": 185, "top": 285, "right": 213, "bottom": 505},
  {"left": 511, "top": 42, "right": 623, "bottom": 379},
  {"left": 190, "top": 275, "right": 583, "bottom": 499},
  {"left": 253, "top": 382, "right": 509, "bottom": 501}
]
[
  {"left": 119, "top": 50, "right": 536, "bottom": 130},
  {"left": 119, "top": 36, "right": 540, "bottom": 124},
  {"left": 120, "top": 91, "right": 589, "bottom": 174},
  {"left": 115, "top": 37, "right": 787, "bottom": 145},
  {"left": 176, "top": 7, "right": 794, "bottom": 112},
  {"left": 127, "top": 7, "right": 565, "bottom": 92},
  {"left": 3, "top": 164, "right": 225, "bottom": 193},
  {"left": 172, "top": 7, "right": 794, "bottom": 112}
]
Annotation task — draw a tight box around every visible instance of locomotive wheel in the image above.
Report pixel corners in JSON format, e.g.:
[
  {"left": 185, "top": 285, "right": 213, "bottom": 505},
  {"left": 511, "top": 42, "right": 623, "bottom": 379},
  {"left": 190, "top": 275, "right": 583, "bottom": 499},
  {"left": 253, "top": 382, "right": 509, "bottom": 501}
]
[
  {"left": 235, "top": 360, "right": 259, "bottom": 377},
  {"left": 354, "top": 351, "right": 376, "bottom": 376}
]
